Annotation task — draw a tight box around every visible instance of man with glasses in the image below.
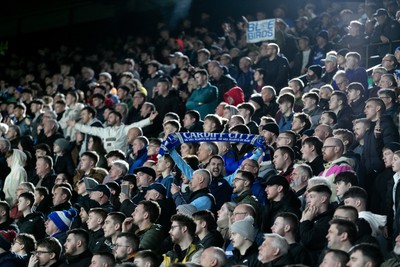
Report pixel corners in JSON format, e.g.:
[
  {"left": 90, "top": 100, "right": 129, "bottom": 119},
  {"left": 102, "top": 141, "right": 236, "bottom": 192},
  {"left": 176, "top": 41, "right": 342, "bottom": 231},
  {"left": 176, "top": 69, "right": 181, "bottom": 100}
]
[
  {"left": 238, "top": 159, "right": 267, "bottom": 206},
  {"left": 29, "top": 237, "right": 62, "bottom": 267},
  {"left": 113, "top": 232, "right": 139, "bottom": 264},
  {"left": 161, "top": 214, "right": 203, "bottom": 266},
  {"left": 231, "top": 170, "right": 259, "bottom": 212},
  {"left": 320, "top": 137, "right": 353, "bottom": 200}
]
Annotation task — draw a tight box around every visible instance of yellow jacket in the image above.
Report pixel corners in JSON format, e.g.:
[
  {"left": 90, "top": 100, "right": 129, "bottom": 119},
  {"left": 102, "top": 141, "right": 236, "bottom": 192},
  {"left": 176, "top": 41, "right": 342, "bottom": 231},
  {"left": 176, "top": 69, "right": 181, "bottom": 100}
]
[{"left": 161, "top": 243, "right": 203, "bottom": 267}]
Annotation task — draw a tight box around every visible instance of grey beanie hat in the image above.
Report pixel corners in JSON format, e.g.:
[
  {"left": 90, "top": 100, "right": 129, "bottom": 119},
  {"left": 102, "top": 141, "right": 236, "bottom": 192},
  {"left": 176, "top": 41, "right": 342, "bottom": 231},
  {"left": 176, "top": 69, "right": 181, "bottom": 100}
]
[
  {"left": 54, "top": 138, "right": 69, "bottom": 151},
  {"left": 176, "top": 204, "right": 197, "bottom": 217},
  {"left": 79, "top": 177, "right": 99, "bottom": 190},
  {"left": 230, "top": 216, "right": 256, "bottom": 242}
]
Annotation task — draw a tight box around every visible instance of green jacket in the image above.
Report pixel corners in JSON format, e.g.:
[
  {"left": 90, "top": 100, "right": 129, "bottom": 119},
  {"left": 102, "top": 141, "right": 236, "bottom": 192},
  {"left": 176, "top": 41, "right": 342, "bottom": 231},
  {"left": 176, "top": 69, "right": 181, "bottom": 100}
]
[
  {"left": 234, "top": 190, "right": 260, "bottom": 212},
  {"left": 186, "top": 83, "right": 218, "bottom": 119},
  {"left": 136, "top": 224, "right": 165, "bottom": 253},
  {"left": 382, "top": 254, "right": 400, "bottom": 267}
]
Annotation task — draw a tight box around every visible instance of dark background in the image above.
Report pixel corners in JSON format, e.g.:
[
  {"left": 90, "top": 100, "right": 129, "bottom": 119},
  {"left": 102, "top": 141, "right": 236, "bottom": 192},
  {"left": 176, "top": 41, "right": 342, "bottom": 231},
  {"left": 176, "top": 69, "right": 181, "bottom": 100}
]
[{"left": 1, "top": 0, "right": 362, "bottom": 52}]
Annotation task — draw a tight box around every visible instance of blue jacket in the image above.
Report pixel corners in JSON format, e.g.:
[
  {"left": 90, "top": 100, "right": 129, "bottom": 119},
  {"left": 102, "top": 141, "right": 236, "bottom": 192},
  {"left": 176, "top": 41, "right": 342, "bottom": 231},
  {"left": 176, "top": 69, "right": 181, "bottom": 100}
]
[
  {"left": 158, "top": 174, "right": 178, "bottom": 199},
  {"left": 128, "top": 146, "right": 149, "bottom": 174},
  {"left": 222, "top": 145, "right": 253, "bottom": 175},
  {"left": 346, "top": 67, "right": 368, "bottom": 93}
]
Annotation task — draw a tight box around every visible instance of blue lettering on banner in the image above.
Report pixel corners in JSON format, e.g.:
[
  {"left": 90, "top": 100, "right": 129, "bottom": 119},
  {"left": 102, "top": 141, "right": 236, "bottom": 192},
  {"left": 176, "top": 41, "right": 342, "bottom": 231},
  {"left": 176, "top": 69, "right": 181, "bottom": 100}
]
[{"left": 247, "top": 19, "right": 275, "bottom": 43}]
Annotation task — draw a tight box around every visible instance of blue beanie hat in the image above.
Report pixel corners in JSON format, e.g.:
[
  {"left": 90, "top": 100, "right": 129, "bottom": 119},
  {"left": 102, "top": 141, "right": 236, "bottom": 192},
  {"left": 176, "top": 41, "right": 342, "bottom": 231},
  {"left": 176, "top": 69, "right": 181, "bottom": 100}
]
[{"left": 48, "top": 208, "right": 77, "bottom": 232}]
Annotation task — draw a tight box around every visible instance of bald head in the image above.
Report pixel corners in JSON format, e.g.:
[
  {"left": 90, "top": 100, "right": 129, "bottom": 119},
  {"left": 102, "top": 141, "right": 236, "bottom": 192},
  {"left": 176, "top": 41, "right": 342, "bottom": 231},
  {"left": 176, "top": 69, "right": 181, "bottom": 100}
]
[
  {"left": 325, "top": 137, "right": 344, "bottom": 151},
  {"left": 231, "top": 204, "right": 256, "bottom": 223},
  {"left": 200, "top": 247, "right": 227, "bottom": 267},
  {"left": 322, "top": 137, "right": 344, "bottom": 162},
  {"left": 127, "top": 127, "right": 143, "bottom": 144}
]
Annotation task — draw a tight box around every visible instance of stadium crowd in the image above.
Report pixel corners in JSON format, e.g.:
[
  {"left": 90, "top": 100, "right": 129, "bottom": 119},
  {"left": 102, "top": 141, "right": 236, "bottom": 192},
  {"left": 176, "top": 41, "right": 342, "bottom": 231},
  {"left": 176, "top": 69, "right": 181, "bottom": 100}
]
[{"left": 1, "top": 0, "right": 400, "bottom": 266}]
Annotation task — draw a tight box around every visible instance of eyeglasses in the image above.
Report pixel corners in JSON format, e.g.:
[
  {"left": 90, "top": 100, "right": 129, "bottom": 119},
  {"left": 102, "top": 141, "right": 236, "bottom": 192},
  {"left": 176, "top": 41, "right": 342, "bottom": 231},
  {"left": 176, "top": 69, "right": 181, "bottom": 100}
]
[
  {"left": 112, "top": 244, "right": 130, "bottom": 249},
  {"left": 33, "top": 251, "right": 52, "bottom": 255}
]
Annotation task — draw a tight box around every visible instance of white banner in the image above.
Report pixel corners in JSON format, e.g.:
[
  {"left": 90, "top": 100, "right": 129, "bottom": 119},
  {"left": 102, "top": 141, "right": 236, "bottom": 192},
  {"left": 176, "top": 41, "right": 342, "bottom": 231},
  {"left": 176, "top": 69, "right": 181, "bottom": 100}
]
[{"left": 247, "top": 19, "right": 275, "bottom": 43}]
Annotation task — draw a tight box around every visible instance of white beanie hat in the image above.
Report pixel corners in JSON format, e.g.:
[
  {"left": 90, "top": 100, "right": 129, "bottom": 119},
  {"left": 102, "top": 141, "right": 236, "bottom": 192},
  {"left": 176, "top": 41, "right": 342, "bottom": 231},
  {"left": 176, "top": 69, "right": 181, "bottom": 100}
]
[{"left": 230, "top": 216, "right": 256, "bottom": 242}]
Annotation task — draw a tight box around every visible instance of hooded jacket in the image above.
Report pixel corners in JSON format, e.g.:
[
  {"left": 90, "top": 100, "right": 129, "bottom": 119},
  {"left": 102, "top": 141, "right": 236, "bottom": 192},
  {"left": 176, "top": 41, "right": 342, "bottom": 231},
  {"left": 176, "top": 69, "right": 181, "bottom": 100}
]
[
  {"left": 224, "top": 86, "right": 245, "bottom": 106},
  {"left": 3, "top": 149, "right": 27, "bottom": 206}
]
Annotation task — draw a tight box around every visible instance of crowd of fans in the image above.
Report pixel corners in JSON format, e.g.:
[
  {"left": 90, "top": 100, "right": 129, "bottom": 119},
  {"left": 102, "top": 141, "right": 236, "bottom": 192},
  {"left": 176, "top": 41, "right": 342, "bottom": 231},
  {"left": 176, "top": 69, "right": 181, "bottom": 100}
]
[{"left": 1, "top": 0, "right": 400, "bottom": 266}]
